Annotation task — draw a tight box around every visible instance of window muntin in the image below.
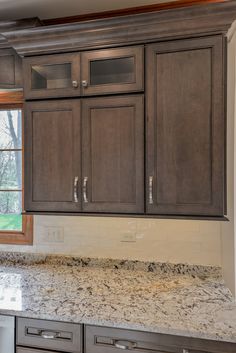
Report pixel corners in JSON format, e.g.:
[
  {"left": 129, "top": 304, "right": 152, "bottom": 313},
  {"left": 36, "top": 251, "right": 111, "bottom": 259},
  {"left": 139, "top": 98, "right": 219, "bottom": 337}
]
[{"left": 0, "top": 109, "right": 23, "bottom": 231}]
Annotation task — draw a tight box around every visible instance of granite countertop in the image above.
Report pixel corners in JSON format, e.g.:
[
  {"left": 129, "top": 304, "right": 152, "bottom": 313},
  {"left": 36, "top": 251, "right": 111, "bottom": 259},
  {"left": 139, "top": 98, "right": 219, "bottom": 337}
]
[{"left": 0, "top": 253, "right": 235, "bottom": 344}]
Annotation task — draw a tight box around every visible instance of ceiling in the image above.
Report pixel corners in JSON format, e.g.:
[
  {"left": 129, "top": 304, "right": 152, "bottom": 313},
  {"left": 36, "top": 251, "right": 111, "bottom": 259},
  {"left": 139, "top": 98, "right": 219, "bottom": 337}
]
[{"left": 0, "top": 0, "right": 178, "bottom": 21}]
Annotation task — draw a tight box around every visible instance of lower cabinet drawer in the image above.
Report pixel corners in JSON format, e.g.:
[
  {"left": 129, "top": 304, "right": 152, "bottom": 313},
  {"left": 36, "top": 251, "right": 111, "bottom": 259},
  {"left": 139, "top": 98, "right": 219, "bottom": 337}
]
[
  {"left": 85, "top": 325, "right": 181, "bottom": 353},
  {"left": 16, "top": 317, "right": 82, "bottom": 353},
  {"left": 85, "top": 325, "right": 236, "bottom": 353},
  {"left": 17, "top": 348, "right": 61, "bottom": 353}
]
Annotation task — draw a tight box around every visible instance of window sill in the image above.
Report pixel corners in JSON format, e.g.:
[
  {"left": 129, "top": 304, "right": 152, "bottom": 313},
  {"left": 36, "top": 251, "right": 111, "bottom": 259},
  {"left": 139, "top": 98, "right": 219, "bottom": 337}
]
[{"left": 0, "top": 216, "right": 33, "bottom": 245}]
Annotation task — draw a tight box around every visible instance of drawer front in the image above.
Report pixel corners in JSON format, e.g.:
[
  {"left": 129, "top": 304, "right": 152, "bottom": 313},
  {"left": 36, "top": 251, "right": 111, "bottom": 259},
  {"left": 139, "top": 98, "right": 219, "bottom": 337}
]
[
  {"left": 85, "top": 326, "right": 236, "bottom": 353},
  {"left": 17, "top": 318, "right": 82, "bottom": 353},
  {"left": 85, "top": 326, "right": 180, "bottom": 353},
  {"left": 17, "top": 348, "right": 61, "bottom": 353}
]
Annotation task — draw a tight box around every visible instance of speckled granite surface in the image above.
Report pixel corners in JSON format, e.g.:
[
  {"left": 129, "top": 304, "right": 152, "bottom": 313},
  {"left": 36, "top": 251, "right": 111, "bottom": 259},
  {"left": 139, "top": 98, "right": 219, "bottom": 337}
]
[{"left": 0, "top": 252, "right": 235, "bottom": 344}]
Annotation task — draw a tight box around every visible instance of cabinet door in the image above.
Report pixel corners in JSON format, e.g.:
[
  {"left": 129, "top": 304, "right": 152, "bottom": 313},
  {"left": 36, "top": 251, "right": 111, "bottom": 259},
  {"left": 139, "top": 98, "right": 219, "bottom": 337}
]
[
  {"left": 146, "top": 36, "right": 225, "bottom": 217},
  {"left": 81, "top": 46, "right": 144, "bottom": 95},
  {"left": 24, "top": 53, "right": 80, "bottom": 99},
  {"left": 82, "top": 95, "right": 144, "bottom": 213},
  {"left": 24, "top": 100, "right": 81, "bottom": 212},
  {"left": 0, "top": 49, "right": 22, "bottom": 88}
]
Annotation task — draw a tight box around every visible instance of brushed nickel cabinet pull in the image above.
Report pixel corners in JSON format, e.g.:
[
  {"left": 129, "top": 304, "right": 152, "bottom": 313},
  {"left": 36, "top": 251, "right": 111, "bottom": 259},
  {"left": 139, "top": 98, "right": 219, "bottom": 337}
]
[
  {"left": 74, "top": 176, "right": 79, "bottom": 203},
  {"left": 183, "top": 350, "right": 189, "bottom": 353},
  {"left": 40, "top": 331, "right": 57, "bottom": 339},
  {"left": 83, "top": 177, "right": 88, "bottom": 203},
  {"left": 149, "top": 176, "right": 154, "bottom": 204},
  {"left": 72, "top": 80, "right": 78, "bottom": 88},
  {"left": 113, "top": 340, "right": 137, "bottom": 350},
  {"left": 82, "top": 80, "right": 88, "bottom": 88}
]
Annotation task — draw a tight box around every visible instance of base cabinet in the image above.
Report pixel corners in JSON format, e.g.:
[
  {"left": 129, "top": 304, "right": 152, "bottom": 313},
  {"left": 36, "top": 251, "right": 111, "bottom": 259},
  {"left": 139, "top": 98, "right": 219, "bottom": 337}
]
[
  {"left": 17, "top": 349, "right": 61, "bottom": 353},
  {"left": 15, "top": 318, "right": 236, "bottom": 353},
  {"left": 16, "top": 318, "right": 82, "bottom": 353},
  {"left": 85, "top": 325, "right": 236, "bottom": 353}
]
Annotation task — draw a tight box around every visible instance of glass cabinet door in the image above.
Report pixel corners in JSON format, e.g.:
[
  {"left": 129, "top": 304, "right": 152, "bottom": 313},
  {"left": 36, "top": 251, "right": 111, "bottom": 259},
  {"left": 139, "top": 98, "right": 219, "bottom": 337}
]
[
  {"left": 24, "top": 53, "right": 80, "bottom": 99},
  {"left": 81, "top": 46, "right": 144, "bottom": 95}
]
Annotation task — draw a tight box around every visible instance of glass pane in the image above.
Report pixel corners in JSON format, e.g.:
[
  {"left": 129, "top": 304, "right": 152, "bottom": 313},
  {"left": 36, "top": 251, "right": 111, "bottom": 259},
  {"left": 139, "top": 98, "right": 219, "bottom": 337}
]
[
  {"left": 0, "top": 192, "right": 22, "bottom": 231},
  {"left": 0, "top": 151, "right": 22, "bottom": 190},
  {"left": 31, "top": 63, "right": 72, "bottom": 90},
  {"left": 0, "top": 110, "right": 22, "bottom": 149},
  {"left": 90, "top": 57, "right": 135, "bottom": 85}
]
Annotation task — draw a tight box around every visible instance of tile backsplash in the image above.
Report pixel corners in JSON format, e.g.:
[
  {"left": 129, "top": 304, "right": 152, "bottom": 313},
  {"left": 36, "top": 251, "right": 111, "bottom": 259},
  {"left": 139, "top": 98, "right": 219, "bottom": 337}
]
[{"left": 0, "top": 216, "right": 222, "bottom": 266}]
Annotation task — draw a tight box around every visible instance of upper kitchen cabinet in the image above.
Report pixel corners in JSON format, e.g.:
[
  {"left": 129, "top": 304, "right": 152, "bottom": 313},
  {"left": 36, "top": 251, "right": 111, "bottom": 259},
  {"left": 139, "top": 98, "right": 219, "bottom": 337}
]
[
  {"left": 0, "top": 49, "right": 22, "bottom": 89},
  {"left": 82, "top": 95, "right": 144, "bottom": 213},
  {"left": 146, "top": 36, "right": 226, "bottom": 217},
  {"left": 24, "top": 99, "right": 81, "bottom": 212},
  {"left": 23, "top": 46, "right": 144, "bottom": 99},
  {"left": 23, "top": 53, "right": 81, "bottom": 99},
  {"left": 81, "top": 46, "right": 144, "bottom": 95}
]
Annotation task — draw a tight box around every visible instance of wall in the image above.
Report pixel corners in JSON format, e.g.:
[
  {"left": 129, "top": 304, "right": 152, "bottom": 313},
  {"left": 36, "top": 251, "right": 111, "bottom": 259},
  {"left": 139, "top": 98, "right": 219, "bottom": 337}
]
[
  {"left": 221, "top": 24, "right": 236, "bottom": 296},
  {"left": 2, "top": 26, "right": 234, "bottom": 270},
  {"left": 0, "top": 216, "right": 222, "bottom": 266}
]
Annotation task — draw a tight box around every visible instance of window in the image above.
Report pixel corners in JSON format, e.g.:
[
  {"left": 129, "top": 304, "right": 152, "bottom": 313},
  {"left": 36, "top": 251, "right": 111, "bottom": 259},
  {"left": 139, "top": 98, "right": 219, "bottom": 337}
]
[{"left": 0, "top": 91, "right": 33, "bottom": 244}]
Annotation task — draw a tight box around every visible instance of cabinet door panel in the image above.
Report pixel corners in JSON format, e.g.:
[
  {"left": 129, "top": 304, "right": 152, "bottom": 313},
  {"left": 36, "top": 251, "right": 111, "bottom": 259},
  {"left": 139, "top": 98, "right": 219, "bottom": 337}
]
[
  {"left": 0, "top": 49, "right": 22, "bottom": 88},
  {"left": 24, "top": 100, "right": 81, "bottom": 212},
  {"left": 81, "top": 46, "right": 144, "bottom": 95},
  {"left": 24, "top": 53, "right": 80, "bottom": 99},
  {"left": 146, "top": 36, "right": 225, "bottom": 216},
  {"left": 82, "top": 95, "right": 144, "bottom": 213}
]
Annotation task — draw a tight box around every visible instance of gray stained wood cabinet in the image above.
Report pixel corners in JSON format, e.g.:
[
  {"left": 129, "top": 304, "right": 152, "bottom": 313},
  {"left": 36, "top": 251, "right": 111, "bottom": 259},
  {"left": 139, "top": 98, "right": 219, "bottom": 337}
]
[
  {"left": 24, "top": 53, "right": 81, "bottom": 99},
  {"left": 24, "top": 96, "right": 144, "bottom": 214},
  {"left": 15, "top": 318, "right": 236, "bottom": 353},
  {"left": 23, "top": 46, "right": 144, "bottom": 100},
  {"left": 82, "top": 95, "right": 144, "bottom": 213},
  {"left": 0, "top": 48, "right": 22, "bottom": 88},
  {"left": 146, "top": 35, "right": 225, "bottom": 217},
  {"left": 85, "top": 325, "right": 236, "bottom": 353},
  {"left": 24, "top": 100, "right": 81, "bottom": 212},
  {"left": 23, "top": 35, "right": 226, "bottom": 218}
]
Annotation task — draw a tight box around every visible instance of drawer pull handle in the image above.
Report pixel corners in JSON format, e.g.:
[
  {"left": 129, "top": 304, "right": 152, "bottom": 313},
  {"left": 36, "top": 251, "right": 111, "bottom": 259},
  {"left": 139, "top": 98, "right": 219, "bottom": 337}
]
[
  {"left": 40, "top": 331, "right": 57, "bottom": 339},
  {"left": 114, "top": 340, "right": 137, "bottom": 350},
  {"left": 183, "top": 350, "right": 189, "bottom": 353}
]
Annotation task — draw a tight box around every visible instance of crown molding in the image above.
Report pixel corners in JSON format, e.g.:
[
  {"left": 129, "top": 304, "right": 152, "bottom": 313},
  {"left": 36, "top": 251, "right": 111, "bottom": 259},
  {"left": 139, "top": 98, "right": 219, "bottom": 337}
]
[
  {"left": 42, "top": 0, "right": 227, "bottom": 26},
  {"left": 3, "top": 1, "right": 236, "bottom": 56},
  {"left": 0, "top": 18, "right": 41, "bottom": 49}
]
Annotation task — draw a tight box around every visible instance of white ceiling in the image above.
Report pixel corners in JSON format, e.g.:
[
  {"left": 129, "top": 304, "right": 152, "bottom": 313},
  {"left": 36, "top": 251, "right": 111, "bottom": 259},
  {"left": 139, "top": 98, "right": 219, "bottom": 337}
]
[{"left": 0, "top": 0, "right": 178, "bottom": 21}]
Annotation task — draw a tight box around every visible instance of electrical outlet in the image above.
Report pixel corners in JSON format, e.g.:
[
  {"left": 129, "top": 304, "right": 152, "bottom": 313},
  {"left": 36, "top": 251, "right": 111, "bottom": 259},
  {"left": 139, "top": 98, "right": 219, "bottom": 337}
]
[
  {"left": 121, "top": 232, "right": 136, "bottom": 242},
  {"left": 44, "top": 226, "right": 64, "bottom": 243}
]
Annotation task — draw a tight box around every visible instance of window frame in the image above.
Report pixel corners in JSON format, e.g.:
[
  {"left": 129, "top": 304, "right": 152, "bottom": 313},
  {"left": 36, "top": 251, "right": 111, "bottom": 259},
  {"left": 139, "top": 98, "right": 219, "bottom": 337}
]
[{"left": 0, "top": 91, "right": 33, "bottom": 245}]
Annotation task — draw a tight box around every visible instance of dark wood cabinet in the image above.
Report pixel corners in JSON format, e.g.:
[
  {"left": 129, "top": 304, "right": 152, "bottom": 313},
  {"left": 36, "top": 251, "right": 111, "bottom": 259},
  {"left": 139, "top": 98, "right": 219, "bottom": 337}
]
[
  {"left": 81, "top": 95, "right": 144, "bottom": 213},
  {"left": 24, "top": 95, "right": 144, "bottom": 214},
  {"left": 81, "top": 46, "right": 144, "bottom": 96},
  {"left": 0, "top": 48, "right": 22, "bottom": 88},
  {"left": 146, "top": 35, "right": 225, "bottom": 217},
  {"left": 24, "top": 100, "right": 81, "bottom": 212},
  {"left": 23, "top": 35, "right": 227, "bottom": 217},
  {"left": 23, "top": 53, "right": 81, "bottom": 99},
  {"left": 85, "top": 325, "right": 236, "bottom": 353},
  {"left": 23, "top": 46, "right": 144, "bottom": 100},
  {"left": 16, "top": 317, "right": 82, "bottom": 353}
]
